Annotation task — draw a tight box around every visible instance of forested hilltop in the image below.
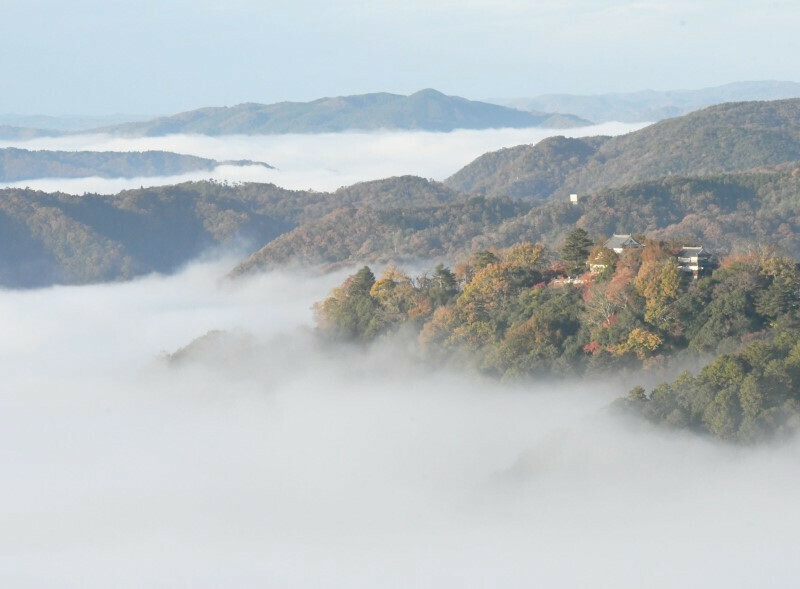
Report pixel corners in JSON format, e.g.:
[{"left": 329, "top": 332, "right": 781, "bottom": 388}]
[
  {"left": 446, "top": 99, "right": 800, "bottom": 200},
  {"left": 0, "top": 176, "right": 458, "bottom": 287},
  {"left": 314, "top": 237, "right": 800, "bottom": 443},
  {"left": 0, "top": 147, "right": 272, "bottom": 182},
  {"left": 234, "top": 164, "right": 800, "bottom": 273}
]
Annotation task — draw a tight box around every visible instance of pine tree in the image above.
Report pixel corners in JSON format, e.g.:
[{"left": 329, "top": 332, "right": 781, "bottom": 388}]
[{"left": 562, "top": 228, "right": 593, "bottom": 274}]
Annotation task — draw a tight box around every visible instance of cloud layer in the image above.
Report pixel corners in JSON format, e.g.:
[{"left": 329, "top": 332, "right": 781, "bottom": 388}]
[
  {"left": 1, "top": 259, "right": 799, "bottom": 587},
  {"left": 0, "top": 123, "right": 645, "bottom": 194}
]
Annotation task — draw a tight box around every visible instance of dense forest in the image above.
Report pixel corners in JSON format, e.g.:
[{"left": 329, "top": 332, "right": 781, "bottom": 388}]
[
  {"left": 6, "top": 162, "right": 800, "bottom": 288},
  {"left": 235, "top": 164, "right": 800, "bottom": 273},
  {"left": 314, "top": 234, "right": 800, "bottom": 442},
  {"left": 446, "top": 98, "right": 800, "bottom": 200},
  {"left": 0, "top": 176, "right": 458, "bottom": 287}
]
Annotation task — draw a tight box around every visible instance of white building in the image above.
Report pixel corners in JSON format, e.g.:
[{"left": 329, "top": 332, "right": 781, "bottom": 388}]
[{"left": 677, "top": 246, "right": 712, "bottom": 275}]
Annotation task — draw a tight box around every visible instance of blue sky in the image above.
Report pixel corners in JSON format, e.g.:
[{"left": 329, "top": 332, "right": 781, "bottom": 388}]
[{"left": 2, "top": 0, "right": 799, "bottom": 115}]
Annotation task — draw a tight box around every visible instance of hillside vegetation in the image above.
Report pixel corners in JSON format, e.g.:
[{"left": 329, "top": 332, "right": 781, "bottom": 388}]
[
  {"left": 233, "top": 164, "right": 800, "bottom": 274},
  {"left": 446, "top": 99, "right": 800, "bottom": 201},
  {"left": 0, "top": 176, "right": 455, "bottom": 287},
  {"left": 315, "top": 241, "right": 800, "bottom": 442}
]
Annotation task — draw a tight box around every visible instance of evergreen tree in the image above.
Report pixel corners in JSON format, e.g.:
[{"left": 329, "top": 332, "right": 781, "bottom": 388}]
[{"left": 562, "top": 228, "right": 593, "bottom": 274}]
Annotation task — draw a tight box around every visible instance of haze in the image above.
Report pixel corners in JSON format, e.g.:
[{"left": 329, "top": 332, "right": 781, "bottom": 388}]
[
  {"left": 0, "top": 122, "right": 644, "bottom": 194},
  {"left": 2, "top": 1, "right": 799, "bottom": 115},
  {"left": 2, "top": 258, "right": 799, "bottom": 587}
]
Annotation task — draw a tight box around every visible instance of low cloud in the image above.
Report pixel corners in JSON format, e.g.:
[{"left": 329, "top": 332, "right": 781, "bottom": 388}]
[
  {"left": 1, "top": 258, "right": 799, "bottom": 587},
  {"left": 0, "top": 123, "right": 646, "bottom": 194}
]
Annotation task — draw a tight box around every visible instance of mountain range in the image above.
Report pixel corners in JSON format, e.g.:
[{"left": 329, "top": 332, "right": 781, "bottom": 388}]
[
  {"left": 0, "top": 90, "right": 589, "bottom": 139},
  {"left": 500, "top": 80, "right": 800, "bottom": 123},
  {"left": 93, "top": 89, "right": 590, "bottom": 136},
  {"left": 4, "top": 97, "right": 800, "bottom": 287}
]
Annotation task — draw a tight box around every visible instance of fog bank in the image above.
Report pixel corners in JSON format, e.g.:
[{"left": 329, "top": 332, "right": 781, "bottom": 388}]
[
  {"left": 1, "top": 259, "right": 798, "bottom": 587},
  {"left": 0, "top": 123, "right": 646, "bottom": 194}
]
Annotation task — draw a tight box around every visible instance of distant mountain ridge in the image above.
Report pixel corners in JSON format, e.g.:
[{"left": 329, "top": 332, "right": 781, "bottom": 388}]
[
  {"left": 501, "top": 80, "right": 800, "bottom": 123},
  {"left": 91, "top": 89, "right": 591, "bottom": 136},
  {"left": 0, "top": 147, "right": 273, "bottom": 182}
]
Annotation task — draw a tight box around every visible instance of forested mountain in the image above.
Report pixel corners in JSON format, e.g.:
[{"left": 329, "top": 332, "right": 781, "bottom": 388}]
[
  {"left": 0, "top": 182, "right": 307, "bottom": 287},
  {"left": 6, "top": 98, "right": 800, "bottom": 288},
  {"left": 446, "top": 99, "right": 800, "bottom": 200},
  {"left": 93, "top": 89, "right": 590, "bottom": 136},
  {"left": 310, "top": 243, "right": 761, "bottom": 377},
  {"left": 315, "top": 240, "right": 800, "bottom": 443},
  {"left": 231, "top": 197, "right": 528, "bottom": 274},
  {"left": 0, "top": 147, "right": 272, "bottom": 182},
  {"left": 503, "top": 80, "right": 800, "bottom": 123},
  {"left": 6, "top": 160, "right": 800, "bottom": 288},
  {"left": 232, "top": 164, "right": 800, "bottom": 274},
  {"left": 0, "top": 176, "right": 456, "bottom": 287}
]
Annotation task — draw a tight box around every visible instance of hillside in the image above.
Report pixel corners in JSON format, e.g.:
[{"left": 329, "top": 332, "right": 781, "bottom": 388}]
[
  {"left": 8, "top": 99, "right": 800, "bottom": 287},
  {"left": 6, "top": 161, "right": 800, "bottom": 288},
  {"left": 231, "top": 197, "right": 527, "bottom": 274},
  {"left": 504, "top": 80, "right": 800, "bottom": 123},
  {"left": 94, "top": 89, "right": 590, "bottom": 136},
  {"left": 232, "top": 164, "right": 800, "bottom": 274},
  {"left": 0, "top": 176, "right": 457, "bottom": 288},
  {"left": 0, "top": 147, "right": 272, "bottom": 182},
  {"left": 446, "top": 99, "right": 800, "bottom": 200},
  {"left": 314, "top": 237, "right": 800, "bottom": 443}
]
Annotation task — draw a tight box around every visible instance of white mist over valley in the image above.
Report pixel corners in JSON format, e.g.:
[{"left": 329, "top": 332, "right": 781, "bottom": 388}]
[
  {"left": 4, "top": 0, "right": 800, "bottom": 584},
  {"left": 2, "top": 259, "right": 799, "bottom": 587},
  {"left": 0, "top": 123, "right": 645, "bottom": 194}
]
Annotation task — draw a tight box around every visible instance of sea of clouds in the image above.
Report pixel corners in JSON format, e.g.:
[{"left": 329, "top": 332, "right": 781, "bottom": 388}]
[
  {"left": 0, "top": 123, "right": 645, "bottom": 194},
  {"left": 2, "top": 258, "right": 800, "bottom": 587}
]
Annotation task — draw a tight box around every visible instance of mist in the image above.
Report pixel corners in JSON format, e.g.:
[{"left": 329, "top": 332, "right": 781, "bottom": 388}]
[
  {"left": 0, "top": 123, "right": 646, "bottom": 194},
  {"left": 1, "top": 258, "right": 799, "bottom": 587}
]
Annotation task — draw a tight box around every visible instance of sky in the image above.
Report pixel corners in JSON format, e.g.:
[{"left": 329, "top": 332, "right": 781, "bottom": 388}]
[{"left": 2, "top": 0, "right": 799, "bottom": 115}]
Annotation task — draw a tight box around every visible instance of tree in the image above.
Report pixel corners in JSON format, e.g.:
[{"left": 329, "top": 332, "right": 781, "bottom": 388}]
[
  {"left": 562, "top": 228, "right": 593, "bottom": 274},
  {"left": 419, "top": 263, "right": 459, "bottom": 307},
  {"left": 315, "top": 266, "right": 381, "bottom": 342}
]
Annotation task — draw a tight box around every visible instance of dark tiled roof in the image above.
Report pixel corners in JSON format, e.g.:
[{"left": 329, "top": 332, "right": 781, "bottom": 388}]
[{"left": 604, "top": 234, "right": 641, "bottom": 250}]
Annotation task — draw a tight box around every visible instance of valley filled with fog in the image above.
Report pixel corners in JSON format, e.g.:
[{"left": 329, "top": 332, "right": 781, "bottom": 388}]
[
  {"left": 2, "top": 258, "right": 799, "bottom": 587},
  {"left": 0, "top": 122, "right": 644, "bottom": 194}
]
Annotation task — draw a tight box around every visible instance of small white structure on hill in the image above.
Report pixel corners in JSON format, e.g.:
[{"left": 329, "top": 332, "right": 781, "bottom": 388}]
[
  {"left": 603, "top": 234, "right": 642, "bottom": 254},
  {"left": 569, "top": 193, "right": 579, "bottom": 205}
]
